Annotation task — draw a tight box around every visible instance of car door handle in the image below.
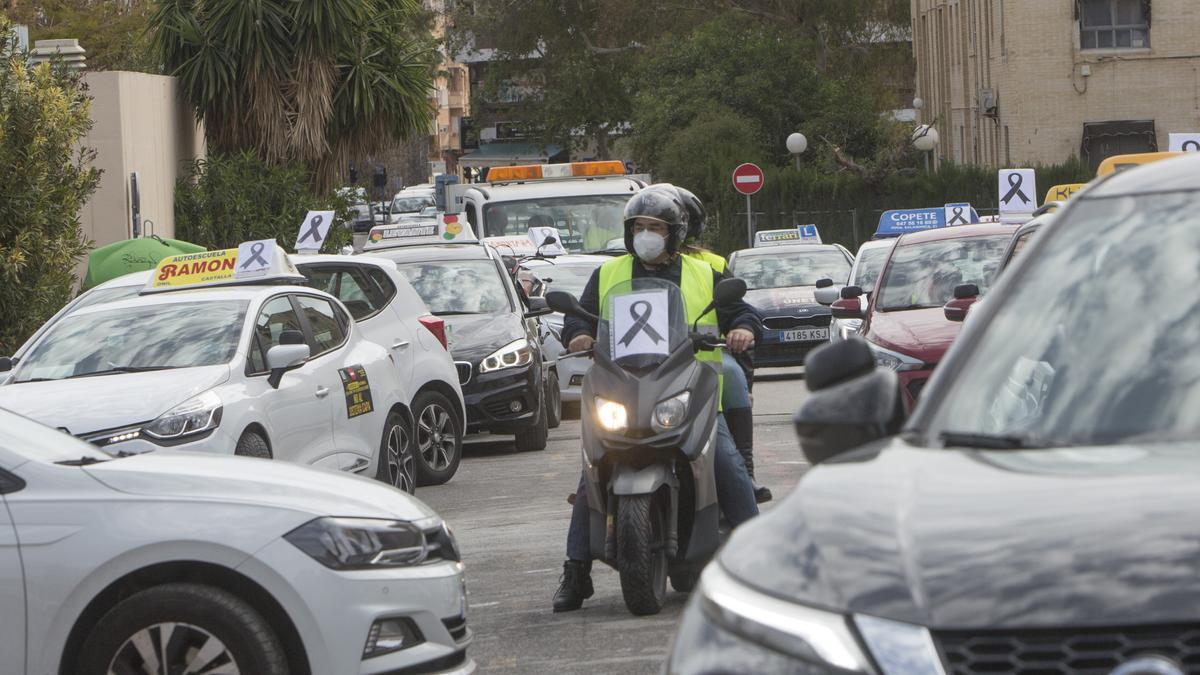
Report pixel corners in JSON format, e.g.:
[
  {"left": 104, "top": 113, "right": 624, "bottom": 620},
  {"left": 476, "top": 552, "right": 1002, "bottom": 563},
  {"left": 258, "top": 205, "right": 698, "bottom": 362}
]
[
  {"left": 392, "top": 340, "right": 411, "bottom": 350},
  {"left": 315, "top": 386, "right": 330, "bottom": 399}
]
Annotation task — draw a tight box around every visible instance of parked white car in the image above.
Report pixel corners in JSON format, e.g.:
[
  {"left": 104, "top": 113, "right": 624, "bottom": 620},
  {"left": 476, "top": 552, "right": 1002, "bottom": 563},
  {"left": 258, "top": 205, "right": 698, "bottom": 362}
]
[
  {"left": 822, "top": 238, "right": 895, "bottom": 343},
  {"left": 0, "top": 407, "right": 472, "bottom": 675}
]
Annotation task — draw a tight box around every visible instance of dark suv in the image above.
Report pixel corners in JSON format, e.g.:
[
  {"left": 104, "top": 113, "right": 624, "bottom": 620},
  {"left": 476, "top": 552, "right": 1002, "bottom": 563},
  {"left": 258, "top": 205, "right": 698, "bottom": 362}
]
[{"left": 667, "top": 154, "right": 1200, "bottom": 675}]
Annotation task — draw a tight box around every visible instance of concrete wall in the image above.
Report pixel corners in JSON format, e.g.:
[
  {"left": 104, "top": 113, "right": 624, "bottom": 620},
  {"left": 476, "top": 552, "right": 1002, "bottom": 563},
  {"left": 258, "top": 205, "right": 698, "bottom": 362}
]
[
  {"left": 912, "top": 0, "right": 1200, "bottom": 167},
  {"left": 79, "top": 71, "right": 205, "bottom": 252}
]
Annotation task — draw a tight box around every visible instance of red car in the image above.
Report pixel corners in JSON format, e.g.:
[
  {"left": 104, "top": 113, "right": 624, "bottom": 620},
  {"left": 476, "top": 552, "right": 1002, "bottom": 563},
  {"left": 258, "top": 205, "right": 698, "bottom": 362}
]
[{"left": 832, "top": 224, "right": 1014, "bottom": 408}]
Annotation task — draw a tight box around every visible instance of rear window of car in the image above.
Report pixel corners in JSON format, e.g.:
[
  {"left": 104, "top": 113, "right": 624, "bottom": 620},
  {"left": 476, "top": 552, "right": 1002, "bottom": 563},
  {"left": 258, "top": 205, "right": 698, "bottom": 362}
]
[{"left": 732, "top": 250, "right": 851, "bottom": 290}]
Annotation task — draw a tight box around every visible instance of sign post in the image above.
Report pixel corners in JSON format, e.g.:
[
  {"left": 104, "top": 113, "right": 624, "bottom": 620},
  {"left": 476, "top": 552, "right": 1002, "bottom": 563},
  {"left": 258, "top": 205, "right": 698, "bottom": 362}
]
[{"left": 732, "top": 163, "right": 765, "bottom": 249}]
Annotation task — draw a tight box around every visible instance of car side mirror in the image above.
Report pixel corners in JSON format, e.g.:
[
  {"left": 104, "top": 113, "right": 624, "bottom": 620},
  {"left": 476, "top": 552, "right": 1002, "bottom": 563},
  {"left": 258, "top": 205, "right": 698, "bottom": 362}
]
[
  {"left": 524, "top": 296, "right": 553, "bottom": 319},
  {"left": 814, "top": 286, "right": 840, "bottom": 306},
  {"left": 944, "top": 283, "right": 980, "bottom": 322},
  {"left": 0, "top": 357, "right": 12, "bottom": 373},
  {"left": 831, "top": 297, "right": 865, "bottom": 320},
  {"left": 794, "top": 339, "right": 904, "bottom": 464},
  {"left": 266, "top": 343, "right": 310, "bottom": 389},
  {"left": 815, "top": 277, "right": 834, "bottom": 289},
  {"left": 546, "top": 290, "right": 599, "bottom": 323}
]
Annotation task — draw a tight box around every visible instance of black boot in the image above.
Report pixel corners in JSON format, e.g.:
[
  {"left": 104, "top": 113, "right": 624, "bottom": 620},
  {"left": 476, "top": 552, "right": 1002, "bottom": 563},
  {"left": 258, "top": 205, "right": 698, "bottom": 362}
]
[
  {"left": 552, "top": 560, "right": 594, "bottom": 612},
  {"left": 726, "top": 407, "right": 772, "bottom": 503}
]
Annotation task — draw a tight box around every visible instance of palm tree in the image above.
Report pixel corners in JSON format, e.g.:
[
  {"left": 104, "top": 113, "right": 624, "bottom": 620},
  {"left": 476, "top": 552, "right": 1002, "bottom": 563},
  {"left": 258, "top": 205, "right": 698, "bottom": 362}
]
[{"left": 150, "top": 0, "right": 435, "bottom": 191}]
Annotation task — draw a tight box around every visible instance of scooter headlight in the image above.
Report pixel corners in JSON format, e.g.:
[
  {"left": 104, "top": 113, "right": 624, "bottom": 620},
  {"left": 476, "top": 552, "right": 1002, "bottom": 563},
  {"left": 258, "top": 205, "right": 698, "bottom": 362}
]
[
  {"left": 595, "top": 397, "right": 627, "bottom": 432},
  {"left": 652, "top": 392, "right": 690, "bottom": 432}
]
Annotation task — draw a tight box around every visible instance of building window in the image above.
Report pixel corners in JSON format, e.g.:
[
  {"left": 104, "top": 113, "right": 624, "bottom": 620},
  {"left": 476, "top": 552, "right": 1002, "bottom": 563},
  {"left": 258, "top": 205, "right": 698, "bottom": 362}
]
[
  {"left": 1080, "top": 120, "right": 1157, "bottom": 171},
  {"left": 1079, "top": 0, "right": 1150, "bottom": 50}
]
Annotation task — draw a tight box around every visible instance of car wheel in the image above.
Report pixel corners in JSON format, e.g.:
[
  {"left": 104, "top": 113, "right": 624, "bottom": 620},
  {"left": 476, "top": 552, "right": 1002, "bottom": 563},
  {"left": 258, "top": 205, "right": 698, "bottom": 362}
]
[
  {"left": 376, "top": 411, "right": 416, "bottom": 494},
  {"left": 235, "top": 430, "right": 271, "bottom": 458},
  {"left": 413, "top": 391, "right": 462, "bottom": 486},
  {"left": 76, "top": 583, "right": 288, "bottom": 675},
  {"left": 514, "top": 396, "right": 549, "bottom": 452},
  {"left": 546, "top": 369, "right": 562, "bottom": 429}
]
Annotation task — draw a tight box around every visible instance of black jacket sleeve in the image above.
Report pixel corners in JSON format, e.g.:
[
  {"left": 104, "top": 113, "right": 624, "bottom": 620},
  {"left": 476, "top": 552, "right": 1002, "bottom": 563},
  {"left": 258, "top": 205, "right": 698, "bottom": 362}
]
[
  {"left": 560, "top": 268, "right": 602, "bottom": 346},
  {"left": 713, "top": 269, "right": 762, "bottom": 341}
]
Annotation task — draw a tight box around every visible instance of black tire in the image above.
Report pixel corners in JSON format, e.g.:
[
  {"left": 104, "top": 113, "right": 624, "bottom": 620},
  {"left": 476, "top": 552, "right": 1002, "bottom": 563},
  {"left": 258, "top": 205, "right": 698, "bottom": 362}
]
[
  {"left": 76, "top": 582, "right": 288, "bottom": 675},
  {"left": 617, "top": 493, "right": 668, "bottom": 615},
  {"left": 514, "top": 395, "right": 549, "bottom": 452},
  {"left": 546, "top": 369, "right": 562, "bottom": 429},
  {"left": 235, "top": 430, "right": 271, "bottom": 458},
  {"left": 413, "top": 390, "right": 462, "bottom": 486},
  {"left": 376, "top": 410, "right": 416, "bottom": 494},
  {"left": 670, "top": 570, "right": 698, "bottom": 593}
]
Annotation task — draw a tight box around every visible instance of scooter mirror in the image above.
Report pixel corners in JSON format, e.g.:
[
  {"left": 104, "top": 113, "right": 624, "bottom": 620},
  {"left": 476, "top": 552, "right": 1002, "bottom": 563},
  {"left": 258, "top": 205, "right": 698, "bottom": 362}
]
[
  {"left": 713, "top": 278, "right": 747, "bottom": 306},
  {"left": 546, "top": 291, "right": 598, "bottom": 323}
]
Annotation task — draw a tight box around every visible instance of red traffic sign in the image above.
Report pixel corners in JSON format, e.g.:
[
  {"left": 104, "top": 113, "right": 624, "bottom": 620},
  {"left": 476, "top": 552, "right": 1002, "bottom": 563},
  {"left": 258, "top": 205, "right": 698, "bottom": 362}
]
[{"left": 732, "top": 163, "right": 764, "bottom": 195}]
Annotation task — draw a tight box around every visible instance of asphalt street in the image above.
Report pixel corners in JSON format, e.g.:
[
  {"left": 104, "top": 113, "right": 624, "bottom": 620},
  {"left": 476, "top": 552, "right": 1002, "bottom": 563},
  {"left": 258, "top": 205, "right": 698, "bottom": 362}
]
[{"left": 420, "top": 366, "right": 811, "bottom": 674}]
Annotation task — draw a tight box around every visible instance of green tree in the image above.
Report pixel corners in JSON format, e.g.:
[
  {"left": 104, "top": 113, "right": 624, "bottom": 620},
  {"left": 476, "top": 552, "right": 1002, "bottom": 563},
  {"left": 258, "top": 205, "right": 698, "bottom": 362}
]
[
  {"left": 149, "top": 0, "right": 437, "bottom": 191},
  {"left": 7, "top": 0, "right": 160, "bottom": 72},
  {"left": 0, "top": 18, "right": 100, "bottom": 352}
]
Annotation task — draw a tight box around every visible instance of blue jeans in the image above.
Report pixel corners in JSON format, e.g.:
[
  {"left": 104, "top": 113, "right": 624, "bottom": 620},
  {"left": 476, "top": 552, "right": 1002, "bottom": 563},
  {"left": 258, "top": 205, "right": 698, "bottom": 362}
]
[
  {"left": 567, "top": 415, "right": 758, "bottom": 561},
  {"left": 722, "top": 352, "right": 752, "bottom": 410}
]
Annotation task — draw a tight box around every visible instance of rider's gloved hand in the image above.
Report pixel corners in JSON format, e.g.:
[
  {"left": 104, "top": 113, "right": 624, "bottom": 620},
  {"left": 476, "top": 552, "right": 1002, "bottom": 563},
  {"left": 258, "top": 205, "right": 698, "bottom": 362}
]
[
  {"left": 569, "top": 335, "right": 596, "bottom": 353},
  {"left": 727, "top": 328, "right": 755, "bottom": 354}
]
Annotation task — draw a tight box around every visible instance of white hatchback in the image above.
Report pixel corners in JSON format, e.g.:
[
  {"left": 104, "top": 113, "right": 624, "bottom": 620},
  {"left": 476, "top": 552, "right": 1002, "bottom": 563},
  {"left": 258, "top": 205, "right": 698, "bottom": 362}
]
[{"left": 0, "top": 408, "right": 473, "bottom": 675}]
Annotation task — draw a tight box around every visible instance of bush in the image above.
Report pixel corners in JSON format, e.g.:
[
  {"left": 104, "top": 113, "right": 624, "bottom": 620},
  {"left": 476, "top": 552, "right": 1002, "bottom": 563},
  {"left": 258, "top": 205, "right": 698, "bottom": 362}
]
[
  {"left": 175, "top": 152, "right": 353, "bottom": 253},
  {"left": 0, "top": 23, "right": 100, "bottom": 353}
]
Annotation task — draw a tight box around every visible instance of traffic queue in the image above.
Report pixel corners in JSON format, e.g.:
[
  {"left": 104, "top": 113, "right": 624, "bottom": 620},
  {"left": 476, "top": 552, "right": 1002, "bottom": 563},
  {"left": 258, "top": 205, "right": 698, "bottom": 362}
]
[{"left": 1, "top": 151, "right": 1197, "bottom": 674}]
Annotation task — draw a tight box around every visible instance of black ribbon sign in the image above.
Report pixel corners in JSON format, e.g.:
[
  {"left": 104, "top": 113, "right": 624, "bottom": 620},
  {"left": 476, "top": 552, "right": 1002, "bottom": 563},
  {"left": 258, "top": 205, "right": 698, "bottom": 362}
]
[
  {"left": 240, "top": 241, "right": 268, "bottom": 270},
  {"left": 299, "top": 214, "right": 325, "bottom": 244},
  {"left": 619, "top": 300, "right": 665, "bottom": 347},
  {"left": 1001, "top": 173, "right": 1031, "bottom": 206},
  {"left": 1183, "top": 140, "right": 1200, "bottom": 152},
  {"left": 948, "top": 206, "right": 969, "bottom": 225}
]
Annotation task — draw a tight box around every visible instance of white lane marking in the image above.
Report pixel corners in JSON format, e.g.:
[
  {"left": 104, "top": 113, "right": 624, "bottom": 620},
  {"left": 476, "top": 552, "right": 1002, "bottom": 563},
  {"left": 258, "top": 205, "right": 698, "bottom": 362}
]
[
  {"left": 524, "top": 568, "right": 557, "bottom": 574},
  {"left": 471, "top": 601, "right": 500, "bottom": 608}
]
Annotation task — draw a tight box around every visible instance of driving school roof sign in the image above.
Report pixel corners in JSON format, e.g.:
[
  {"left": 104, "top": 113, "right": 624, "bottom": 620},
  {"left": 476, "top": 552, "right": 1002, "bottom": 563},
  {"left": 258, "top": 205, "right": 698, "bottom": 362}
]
[
  {"left": 876, "top": 208, "right": 943, "bottom": 237},
  {"left": 753, "top": 226, "right": 821, "bottom": 247}
]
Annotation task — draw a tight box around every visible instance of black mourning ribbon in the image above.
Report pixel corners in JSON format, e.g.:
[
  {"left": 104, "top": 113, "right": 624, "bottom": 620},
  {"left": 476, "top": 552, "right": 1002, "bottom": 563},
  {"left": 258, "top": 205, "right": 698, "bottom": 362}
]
[
  {"left": 619, "top": 300, "right": 664, "bottom": 347},
  {"left": 240, "top": 242, "right": 269, "bottom": 269},
  {"left": 1001, "top": 173, "right": 1031, "bottom": 206},
  {"left": 948, "top": 206, "right": 969, "bottom": 225},
  {"left": 1183, "top": 140, "right": 1200, "bottom": 152},
  {"left": 299, "top": 214, "right": 325, "bottom": 243}
]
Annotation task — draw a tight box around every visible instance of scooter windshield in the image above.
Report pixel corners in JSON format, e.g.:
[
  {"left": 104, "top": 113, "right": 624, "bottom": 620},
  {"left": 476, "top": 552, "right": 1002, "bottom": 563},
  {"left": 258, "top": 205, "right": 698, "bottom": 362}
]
[{"left": 598, "top": 278, "right": 690, "bottom": 370}]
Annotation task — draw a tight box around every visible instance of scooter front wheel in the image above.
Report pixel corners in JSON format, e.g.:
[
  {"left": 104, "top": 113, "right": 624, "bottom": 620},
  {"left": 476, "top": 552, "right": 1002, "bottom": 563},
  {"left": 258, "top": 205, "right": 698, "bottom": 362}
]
[{"left": 617, "top": 493, "right": 668, "bottom": 615}]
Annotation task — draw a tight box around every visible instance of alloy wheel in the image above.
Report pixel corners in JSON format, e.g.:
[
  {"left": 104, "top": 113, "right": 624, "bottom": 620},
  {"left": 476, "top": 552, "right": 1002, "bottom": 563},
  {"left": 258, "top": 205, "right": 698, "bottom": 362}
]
[
  {"left": 418, "top": 403, "right": 455, "bottom": 471},
  {"left": 386, "top": 422, "right": 415, "bottom": 493},
  {"left": 107, "top": 621, "right": 240, "bottom": 675}
]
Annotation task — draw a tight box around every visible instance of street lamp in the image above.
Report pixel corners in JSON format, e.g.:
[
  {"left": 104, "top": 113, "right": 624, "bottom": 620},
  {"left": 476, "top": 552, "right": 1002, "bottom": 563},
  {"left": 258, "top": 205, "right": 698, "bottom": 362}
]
[
  {"left": 786, "top": 132, "right": 808, "bottom": 170},
  {"left": 912, "top": 124, "right": 939, "bottom": 172}
]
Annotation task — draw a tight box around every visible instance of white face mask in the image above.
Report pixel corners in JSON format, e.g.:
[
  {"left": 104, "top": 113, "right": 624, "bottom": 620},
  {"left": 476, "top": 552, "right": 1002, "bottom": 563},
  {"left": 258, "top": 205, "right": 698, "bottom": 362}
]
[{"left": 633, "top": 231, "right": 667, "bottom": 262}]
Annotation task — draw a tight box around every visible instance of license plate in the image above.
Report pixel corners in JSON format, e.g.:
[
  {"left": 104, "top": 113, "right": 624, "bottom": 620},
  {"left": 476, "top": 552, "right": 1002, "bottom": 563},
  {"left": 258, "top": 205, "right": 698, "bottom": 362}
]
[{"left": 781, "top": 328, "right": 828, "bottom": 342}]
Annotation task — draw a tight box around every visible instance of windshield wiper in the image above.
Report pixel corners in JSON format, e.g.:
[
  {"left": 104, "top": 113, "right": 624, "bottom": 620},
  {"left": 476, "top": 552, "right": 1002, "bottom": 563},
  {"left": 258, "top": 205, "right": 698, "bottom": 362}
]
[
  {"left": 939, "top": 431, "right": 1043, "bottom": 450},
  {"left": 882, "top": 304, "right": 939, "bottom": 312},
  {"left": 68, "top": 366, "right": 176, "bottom": 379},
  {"left": 433, "top": 310, "right": 482, "bottom": 316},
  {"left": 56, "top": 456, "right": 110, "bottom": 466}
]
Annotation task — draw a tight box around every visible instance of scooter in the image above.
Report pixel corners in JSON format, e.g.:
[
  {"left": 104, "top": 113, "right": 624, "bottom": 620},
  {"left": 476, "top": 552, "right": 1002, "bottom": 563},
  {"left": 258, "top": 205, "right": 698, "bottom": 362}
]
[{"left": 547, "top": 275, "right": 747, "bottom": 616}]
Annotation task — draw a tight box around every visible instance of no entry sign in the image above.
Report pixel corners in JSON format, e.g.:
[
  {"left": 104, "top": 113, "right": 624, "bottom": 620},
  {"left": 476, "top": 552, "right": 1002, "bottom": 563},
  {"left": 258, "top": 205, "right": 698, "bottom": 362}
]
[{"left": 732, "top": 163, "right": 765, "bottom": 195}]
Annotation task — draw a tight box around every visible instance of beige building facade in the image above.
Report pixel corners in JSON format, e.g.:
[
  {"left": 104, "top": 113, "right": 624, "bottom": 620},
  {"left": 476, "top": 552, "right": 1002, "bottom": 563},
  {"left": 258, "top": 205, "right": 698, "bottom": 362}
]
[
  {"left": 79, "top": 71, "right": 205, "bottom": 249},
  {"left": 912, "top": 0, "right": 1200, "bottom": 169}
]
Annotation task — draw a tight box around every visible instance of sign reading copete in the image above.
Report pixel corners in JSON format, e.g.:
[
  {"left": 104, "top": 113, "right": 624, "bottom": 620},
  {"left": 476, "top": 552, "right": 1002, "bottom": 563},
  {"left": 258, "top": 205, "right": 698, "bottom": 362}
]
[{"left": 152, "top": 250, "right": 238, "bottom": 288}]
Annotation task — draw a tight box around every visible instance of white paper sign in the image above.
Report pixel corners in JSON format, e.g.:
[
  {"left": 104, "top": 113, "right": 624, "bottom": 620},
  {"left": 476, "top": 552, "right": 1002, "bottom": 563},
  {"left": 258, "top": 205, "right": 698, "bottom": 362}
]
[
  {"left": 1169, "top": 133, "right": 1200, "bottom": 152},
  {"left": 611, "top": 290, "right": 670, "bottom": 360},
  {"left": 944, "top": 203, "right": 974, "bottom": 226},
  {"left": 236, "top": 239, "right": 277, "bottom": 279},
  {"left": 998, "top": 169, "right": 1037, "bottom": 214},
  {"left": 527, "top": 227, "right": 567, "bottom": 255},
  {"left": 295, "top": 210, "right": 334, "bottom": 251}
]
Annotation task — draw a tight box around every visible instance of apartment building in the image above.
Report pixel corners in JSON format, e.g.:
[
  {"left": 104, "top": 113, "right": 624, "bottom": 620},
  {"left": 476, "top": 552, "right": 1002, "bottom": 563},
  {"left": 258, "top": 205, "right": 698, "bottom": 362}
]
[{"left": 912, "top": 0, "right": 1200, "bottom": 168}]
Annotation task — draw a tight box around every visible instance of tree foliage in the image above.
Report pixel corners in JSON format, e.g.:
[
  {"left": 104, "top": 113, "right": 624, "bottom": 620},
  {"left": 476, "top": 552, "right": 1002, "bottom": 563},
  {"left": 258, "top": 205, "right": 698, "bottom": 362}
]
[
  {"left": 174, "top": 151, "right": 352, "bottom": 254},
  {"left": 149, "top": 0, "right": 437, "bottom": 191},
  {"left": 0, "top": 18, "right": 100, "bottom": 352},
  {"left": 6, "top": 0, "right": 160, "bottom": 72}
]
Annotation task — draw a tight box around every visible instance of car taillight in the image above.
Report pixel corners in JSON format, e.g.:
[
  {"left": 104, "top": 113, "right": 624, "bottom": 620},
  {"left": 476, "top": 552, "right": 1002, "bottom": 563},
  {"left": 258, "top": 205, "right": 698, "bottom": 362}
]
[{"left": 419, "top": 315, "right": 448, "bottom": 349}]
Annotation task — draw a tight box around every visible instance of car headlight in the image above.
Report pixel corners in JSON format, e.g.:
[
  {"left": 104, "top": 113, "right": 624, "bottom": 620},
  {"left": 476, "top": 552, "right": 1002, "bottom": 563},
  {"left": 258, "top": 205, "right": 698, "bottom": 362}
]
[
  {"left": 479, "top": 338, "right": 533, "bottom": 373},
  {"left": 866, "top": 341, "right": 925, "bottom": 372},
  {"left": 839, "top": 319, "right": 863, "bottom": 341},
  {"left": 285, "top": 517, "right": 428, "bottom": 570},
  {"left": 143, "top": 390, "right": 223, "bottom": 440},
  {"left": 652, "top": 392, "right": 690, "bottom": 432},
  {"left": 595, "top": 396, "right": 627, "bottom": 432},
  {"left": 855, "top": 614, "right": 948, "bottom": 675}
]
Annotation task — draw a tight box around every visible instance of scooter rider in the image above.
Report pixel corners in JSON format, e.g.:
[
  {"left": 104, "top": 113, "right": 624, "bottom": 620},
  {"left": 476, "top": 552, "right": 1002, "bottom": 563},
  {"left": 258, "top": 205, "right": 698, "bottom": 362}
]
[{"left": 552, "top": 186, "right": 762, "bottom": 612}]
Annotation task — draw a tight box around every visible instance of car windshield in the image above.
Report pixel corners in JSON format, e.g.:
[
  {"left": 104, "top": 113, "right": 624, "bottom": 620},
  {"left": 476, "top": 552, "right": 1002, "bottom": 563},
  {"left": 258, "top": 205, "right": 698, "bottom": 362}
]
[
  {"left": 391, "top": 195, "right": 435, "bottom": 214},
  {"left": 396, "top": 260, "right": 511, "bottom": 315},
  {"left": 922, "top": 190, "right": 1200, "bottom": 447},
  {"left": 482, "top": 195, "right": 628, "bottom": 253},
  {"left": 877, "top": 235, "right": 1010, "bottom": 311},
  {"left": 852, "top": 245, "right": 891, "bottom": 294},
  {"left": 733, "top": 250, "right": 850, "bottom": 290},
  {"left": 75, "top": 284, "right": 143, "bottom": 311},
  {"left": 11, "top": 300, "right": 247, "bottom": 383},
  {"left": 531, "top": 262, "right": 601, "bottom": 299},
  {"left": 0, "top": 408, "right": 113, "bottom": 463}
]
